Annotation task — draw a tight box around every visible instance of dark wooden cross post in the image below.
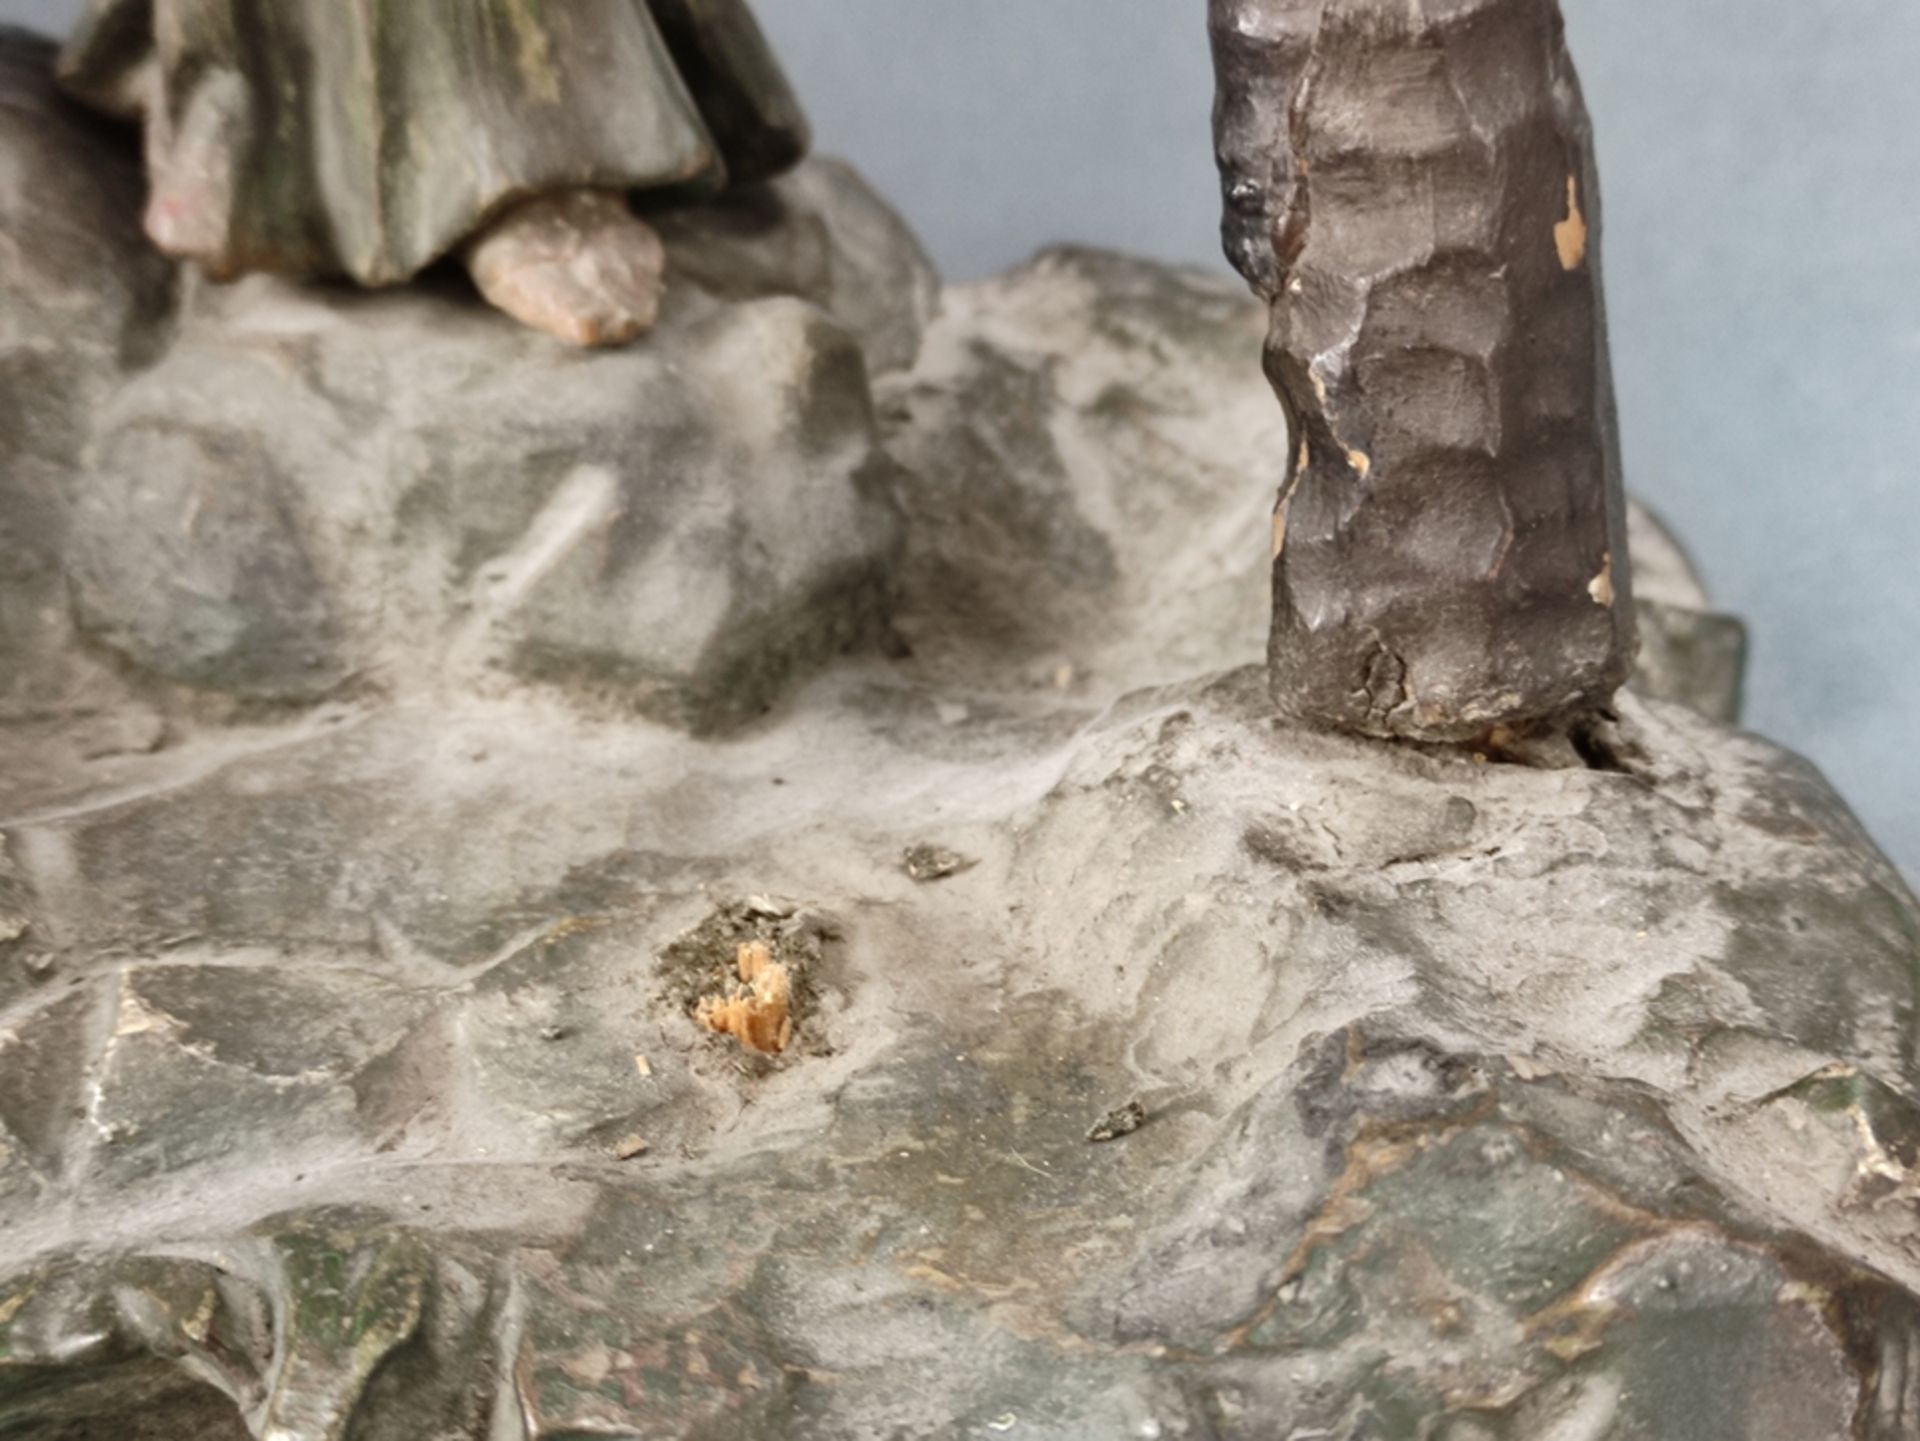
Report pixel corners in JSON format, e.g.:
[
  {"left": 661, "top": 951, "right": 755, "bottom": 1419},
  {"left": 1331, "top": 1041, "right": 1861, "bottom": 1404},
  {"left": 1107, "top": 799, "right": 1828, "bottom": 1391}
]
[{"left": 1210, "top": 0, "right": 1637, "bottom": 742}]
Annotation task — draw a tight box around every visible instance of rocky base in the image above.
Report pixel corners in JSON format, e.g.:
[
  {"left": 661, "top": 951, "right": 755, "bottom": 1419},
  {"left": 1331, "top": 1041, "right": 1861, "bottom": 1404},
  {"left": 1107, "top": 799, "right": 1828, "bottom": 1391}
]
[
  {"left": 4, "top": 671, "right": 1917, "bottom": 1440},
  {"left": 1, "top": 27, "right": 1912, "bottom": 1441}
]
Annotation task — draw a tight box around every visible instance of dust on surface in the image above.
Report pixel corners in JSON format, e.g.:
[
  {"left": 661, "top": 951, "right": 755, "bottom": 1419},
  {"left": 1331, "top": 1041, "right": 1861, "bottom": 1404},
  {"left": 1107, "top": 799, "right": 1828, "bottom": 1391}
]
[
  {"left": 902, "top": 843, "right": 975, "bottom": 882},
  {"left": 1086, "top": 1100, "right": 1147, "bottom": 1143}
]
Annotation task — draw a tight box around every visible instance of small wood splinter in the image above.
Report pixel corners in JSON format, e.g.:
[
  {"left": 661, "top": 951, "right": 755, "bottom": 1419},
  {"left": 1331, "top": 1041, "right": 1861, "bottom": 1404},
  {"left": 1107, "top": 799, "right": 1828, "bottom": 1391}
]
[{"left": 695, "top": 940, "right": 795, "bottom": 1055}]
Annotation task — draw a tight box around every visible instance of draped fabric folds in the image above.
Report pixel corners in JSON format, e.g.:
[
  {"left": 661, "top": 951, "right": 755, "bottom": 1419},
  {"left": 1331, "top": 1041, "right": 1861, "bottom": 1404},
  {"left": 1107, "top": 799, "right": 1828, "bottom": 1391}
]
[{"left": 57, "top": 0, "right": 809, "bottom": 284}]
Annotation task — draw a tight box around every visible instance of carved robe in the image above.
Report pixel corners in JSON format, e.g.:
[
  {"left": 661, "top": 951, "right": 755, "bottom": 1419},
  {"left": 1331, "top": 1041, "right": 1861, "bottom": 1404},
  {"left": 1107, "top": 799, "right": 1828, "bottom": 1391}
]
[{"left": 57, "top": 0, "right": 808, "bottom": 285}]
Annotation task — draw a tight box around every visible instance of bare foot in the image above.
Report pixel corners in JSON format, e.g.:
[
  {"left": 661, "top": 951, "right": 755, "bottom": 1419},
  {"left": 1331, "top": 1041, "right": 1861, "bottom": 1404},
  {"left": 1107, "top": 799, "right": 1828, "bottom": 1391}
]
[
  {"left": 463, "top": 189, "right": 666, "bottom": 347},
  {"left": 142, "top": 72, "right": 246, "bottom": 276}
]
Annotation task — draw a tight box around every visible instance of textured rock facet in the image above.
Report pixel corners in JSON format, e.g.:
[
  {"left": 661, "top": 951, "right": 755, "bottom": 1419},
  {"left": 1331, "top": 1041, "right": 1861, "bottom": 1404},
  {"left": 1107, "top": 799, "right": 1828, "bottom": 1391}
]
[
  {"left": 0, "top": 30, "right": 172, "bottom": 722},
  {"left": 1211, "top": 0, "right": 1638, "bottom": 739}
]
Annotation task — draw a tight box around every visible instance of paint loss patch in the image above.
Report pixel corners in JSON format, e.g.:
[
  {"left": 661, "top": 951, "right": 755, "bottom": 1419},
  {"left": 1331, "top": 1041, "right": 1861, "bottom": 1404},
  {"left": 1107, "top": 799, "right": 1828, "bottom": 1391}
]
[
  {"left": 1589, "top": 552, "right": 1615, "bottom": 607},
  {"left": 656, "top": 896, "right": 835, "bottom": 1058},
  {"left": 1555, "top": 174, "right": 1589, "bottom": 271}
]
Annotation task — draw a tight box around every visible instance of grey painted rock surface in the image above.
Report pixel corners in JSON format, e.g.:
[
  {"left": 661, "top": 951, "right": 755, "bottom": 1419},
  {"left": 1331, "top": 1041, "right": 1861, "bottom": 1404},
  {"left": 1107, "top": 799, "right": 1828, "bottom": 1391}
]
[
  {"left": 0, "top": 31, "right": 172, "bottom": 726},
  {"left": 1, "top": 28, "right": 1913, "bottom": 1441},
  {"left": 4, "top": 672, "right": 1917, "bottom": 1439},
  {"left": 66, "top": 278, "right": 904, "bottom": 729}
]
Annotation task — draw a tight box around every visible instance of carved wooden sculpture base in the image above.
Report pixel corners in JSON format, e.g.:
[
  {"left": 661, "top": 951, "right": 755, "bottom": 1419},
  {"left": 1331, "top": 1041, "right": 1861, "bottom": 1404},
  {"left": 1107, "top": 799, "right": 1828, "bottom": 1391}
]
[{"left": 5, "top": 30, "right": 1912, "bottom": 1434}]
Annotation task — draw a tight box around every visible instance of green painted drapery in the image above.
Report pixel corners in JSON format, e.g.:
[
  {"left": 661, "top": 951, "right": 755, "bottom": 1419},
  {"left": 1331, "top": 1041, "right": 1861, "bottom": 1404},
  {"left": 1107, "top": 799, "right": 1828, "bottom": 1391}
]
[{"left": 57, "top": 0, "right": 808, "bottom": 285}]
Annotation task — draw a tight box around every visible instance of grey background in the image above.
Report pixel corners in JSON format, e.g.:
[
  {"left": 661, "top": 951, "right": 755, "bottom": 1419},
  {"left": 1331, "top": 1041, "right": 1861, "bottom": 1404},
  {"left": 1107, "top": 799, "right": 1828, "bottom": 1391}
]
[{"left": 6, "top": 0, "right": 1917, "bottom": 878}]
